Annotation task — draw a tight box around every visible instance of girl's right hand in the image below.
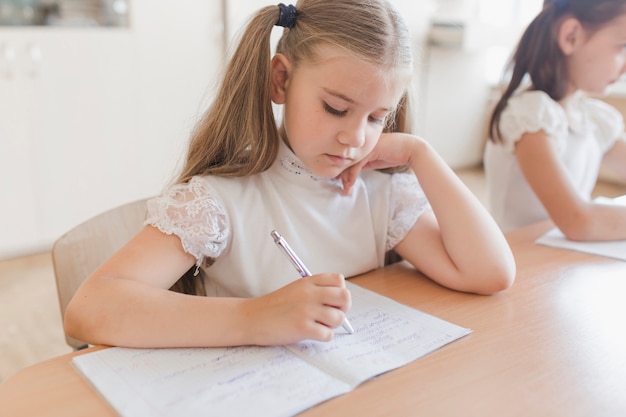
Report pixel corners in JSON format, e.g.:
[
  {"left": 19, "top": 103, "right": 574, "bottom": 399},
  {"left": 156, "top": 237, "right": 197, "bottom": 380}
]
[{"left": 241, "top": 273, "right": 351, "bottom": 345}]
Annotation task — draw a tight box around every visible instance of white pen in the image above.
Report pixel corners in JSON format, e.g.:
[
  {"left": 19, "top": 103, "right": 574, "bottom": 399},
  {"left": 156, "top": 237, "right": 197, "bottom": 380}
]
[{"left": 270, "top": 230, "right": 355, "bottom": 334}]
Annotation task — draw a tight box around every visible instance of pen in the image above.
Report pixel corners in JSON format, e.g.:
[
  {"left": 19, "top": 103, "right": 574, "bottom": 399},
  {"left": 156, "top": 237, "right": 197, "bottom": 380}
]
[{"left": 270, "top": 230, "right": 355, "bottom": 334}]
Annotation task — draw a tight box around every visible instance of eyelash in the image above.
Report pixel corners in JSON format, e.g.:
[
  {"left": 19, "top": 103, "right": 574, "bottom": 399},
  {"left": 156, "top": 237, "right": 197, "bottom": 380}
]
[
  {"left": 323, "top": 102, "right": 346, "bottom": 117},
  {"left": 322, "top": 102, "right": 385, "bottom": 125}
]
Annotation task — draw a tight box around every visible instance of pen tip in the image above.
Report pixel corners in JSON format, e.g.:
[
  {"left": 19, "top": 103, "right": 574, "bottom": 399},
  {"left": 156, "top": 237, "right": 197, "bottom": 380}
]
[{"left": 343, "top": 320, "right": 355, "bottom": 334}]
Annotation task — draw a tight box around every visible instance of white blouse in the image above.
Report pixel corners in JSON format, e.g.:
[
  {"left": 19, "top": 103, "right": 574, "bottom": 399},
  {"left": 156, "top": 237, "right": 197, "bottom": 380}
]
[
  {"left": 145, "top": 141, "right": 431, "bottom": 297},
  {"left": 484, "top": 90, "right": 624, "bottom": 231}
]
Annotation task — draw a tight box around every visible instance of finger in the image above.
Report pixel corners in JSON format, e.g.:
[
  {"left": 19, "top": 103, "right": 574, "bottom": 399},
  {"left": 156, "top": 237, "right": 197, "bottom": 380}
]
[
  {"left": 339, "top": 169, "right": 357, "bottom": 195},
  {"left": 339, "top": 158, "right": 369, "bottom": 195},
  {"left": 307, "top": 325, "right": 335, "bottom": 342},
  {"left": 310, "top": 273, "right": 346, "bottom": 288},
  {"left": 314, "top": 305, "right": 347, "bottom": 330}
]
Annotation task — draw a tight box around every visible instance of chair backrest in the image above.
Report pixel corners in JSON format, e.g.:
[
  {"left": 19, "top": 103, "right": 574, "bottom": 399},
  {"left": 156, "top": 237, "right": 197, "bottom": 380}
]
[{"left": 51, "top": 197, "right": 149, "bottom": 350}]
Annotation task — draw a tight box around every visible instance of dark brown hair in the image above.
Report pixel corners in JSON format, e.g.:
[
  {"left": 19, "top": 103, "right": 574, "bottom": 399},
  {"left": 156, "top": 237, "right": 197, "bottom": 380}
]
[{"left": 489, "top": 0, "right": 626, "bottom": 142}]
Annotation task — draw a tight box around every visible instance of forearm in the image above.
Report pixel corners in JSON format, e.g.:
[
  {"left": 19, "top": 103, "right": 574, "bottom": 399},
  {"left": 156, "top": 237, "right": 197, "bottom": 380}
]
[
  {"left": 405, "top": 139, "right": 515, "bottom": 292},
  {"left": 64, "top": 277, "right": 250, "bottom": 348},
  {"left": 65, "top": 269, "right": 350, "bottom": 348},
  {"left": 411, "top": 140, "right": 507, "bottom": 251},
  {"left": 554, "top": 201, "right": 626, "bottom": 241}
]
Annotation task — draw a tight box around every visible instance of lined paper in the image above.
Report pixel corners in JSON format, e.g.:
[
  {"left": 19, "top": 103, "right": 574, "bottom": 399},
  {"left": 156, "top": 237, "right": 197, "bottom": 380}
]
[{"left": 72, "top": 282, "right": 470, "bottom": 417}]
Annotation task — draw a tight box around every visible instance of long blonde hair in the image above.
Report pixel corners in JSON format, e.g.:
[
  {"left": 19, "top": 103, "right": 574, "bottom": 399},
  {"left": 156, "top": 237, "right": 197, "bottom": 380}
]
[
  {"left": 171, "top": 0, "right": 414, "bottom": 294},
  {"left": 178, "top": 0, "right": 413, "bottom": 183}
]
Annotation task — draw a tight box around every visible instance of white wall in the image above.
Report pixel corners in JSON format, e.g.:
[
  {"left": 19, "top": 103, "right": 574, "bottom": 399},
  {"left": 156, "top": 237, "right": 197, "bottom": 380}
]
[
  {"left": 0, "top": 1, "right": 224, "bottom": 259},
  {"left": 419, "top": 0, "right": 542, "bottom": 169}
]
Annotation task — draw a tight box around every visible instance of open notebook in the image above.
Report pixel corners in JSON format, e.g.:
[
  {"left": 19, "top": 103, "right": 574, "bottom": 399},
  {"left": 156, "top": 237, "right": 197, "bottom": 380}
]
[
  {"left": 72, "top": 282, "right": 470, "bottom": 417},
  {"left": 536, "top": 195, "right": 626, "bottom": 261}
]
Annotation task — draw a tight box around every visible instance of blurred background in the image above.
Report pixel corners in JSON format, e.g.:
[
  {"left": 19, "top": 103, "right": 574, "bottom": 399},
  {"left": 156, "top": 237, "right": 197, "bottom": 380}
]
[
  {"left": 6, "top": 0, "right": 618, "bottom": 261},
  {"left": 1, "top": 0, "right": 625, "bottom": 382}
]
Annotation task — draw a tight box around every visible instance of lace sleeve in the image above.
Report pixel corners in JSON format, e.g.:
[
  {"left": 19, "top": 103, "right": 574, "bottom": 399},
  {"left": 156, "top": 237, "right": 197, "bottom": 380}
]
[
  {"left": 499, "top": 90, "right": 568, "bottom": 152},
  {"left": 584, "top": 98, "right": 625, "bottom": 152},
  {"left": 145, "top": 176, "right": 230, "bottom": 267},
  {"left": 386, "top": 172, "right": 431, "bottom": 251}
]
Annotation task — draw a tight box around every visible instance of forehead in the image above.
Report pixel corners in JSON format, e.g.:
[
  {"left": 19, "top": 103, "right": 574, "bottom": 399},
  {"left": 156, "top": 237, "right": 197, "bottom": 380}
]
[
  {"left": 296, "top": 45, "right": 412, "bottom": 106},
  {"left": 590, "top": 13, "right": 626, "bottom": 40}
]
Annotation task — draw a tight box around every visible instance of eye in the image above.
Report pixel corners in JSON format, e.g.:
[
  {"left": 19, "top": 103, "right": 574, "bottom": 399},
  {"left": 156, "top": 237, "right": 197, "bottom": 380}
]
[
  {"left": 368, "top": 115, "right": 386, "bottom": 126},
  {"left": 323, "top": 102, "right": 346, "bottom": 117}
]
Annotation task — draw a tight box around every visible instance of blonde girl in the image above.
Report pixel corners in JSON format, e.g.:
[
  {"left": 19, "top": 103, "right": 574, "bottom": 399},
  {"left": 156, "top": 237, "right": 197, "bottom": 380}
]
[
  {"left": 485, "top": 0, "right": 626, "bottom": 237},
  {"left": 65, "top": 0, "right": 515, "bottom": 349}
]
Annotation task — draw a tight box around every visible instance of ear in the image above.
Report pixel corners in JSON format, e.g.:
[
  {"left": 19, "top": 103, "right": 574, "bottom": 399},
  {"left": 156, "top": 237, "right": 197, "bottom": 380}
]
[
  {"left": 270, "top": 54, "right": 291, "bottom": 104},
  {"left": 557, "top": 17, "right": 584, "bottom": 56}
]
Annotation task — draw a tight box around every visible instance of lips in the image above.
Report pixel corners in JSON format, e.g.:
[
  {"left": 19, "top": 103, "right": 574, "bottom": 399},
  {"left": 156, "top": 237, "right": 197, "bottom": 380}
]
[{"left": 325, "top": 154, "right": 353, "bottom": 166}]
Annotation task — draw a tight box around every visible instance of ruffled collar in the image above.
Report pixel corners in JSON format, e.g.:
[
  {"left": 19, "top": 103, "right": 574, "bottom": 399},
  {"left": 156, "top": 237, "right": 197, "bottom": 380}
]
[
  {"left": 278, "top": 144, "right": 320, "bottom": 181},
  {"left": 270, "top": 140, "right": 343, "bottom": 189},
  {"left": 562, "top": 91, "right": 589, "bottom": 135}
]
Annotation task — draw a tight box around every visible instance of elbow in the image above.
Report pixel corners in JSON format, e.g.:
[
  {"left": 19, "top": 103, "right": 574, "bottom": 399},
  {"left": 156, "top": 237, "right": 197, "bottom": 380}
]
[
  {"left": 469, "top": 251, "right": 517, "bottom": 295},
  {"left": 473, "top": 263, "right": 516, "bottom": 295},
  {"left": 555, "top": 212, "right": 596, "bottom": 242},
  {"left": 63, "top": 300, "right": 87, "bottom": 344},
  {"left": 550, "top": 201, "right": 605, "bottom": 241},
  {"left": 63, "top": 297, "right": 105, "bottom": 346},
  {"left": 482, "top": 269, "right": 515, "bottom": 294}
]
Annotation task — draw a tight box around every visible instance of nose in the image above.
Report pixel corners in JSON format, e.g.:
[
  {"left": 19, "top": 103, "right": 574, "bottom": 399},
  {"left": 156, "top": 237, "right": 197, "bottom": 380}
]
[{"left": 337, "top": 117, "right": 366, "bottom": 148}]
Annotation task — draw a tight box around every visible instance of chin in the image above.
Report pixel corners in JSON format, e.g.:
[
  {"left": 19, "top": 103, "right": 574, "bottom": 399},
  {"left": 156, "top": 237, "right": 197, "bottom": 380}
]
[
  {"left": 316, "top": 169, "right": 342, "bottom": 180},
  {"left": 583, "top": 88, "right": 609, "bottom": 98},
  {"left": 309, "top": 166, "right": 342, "bottom": 180}
]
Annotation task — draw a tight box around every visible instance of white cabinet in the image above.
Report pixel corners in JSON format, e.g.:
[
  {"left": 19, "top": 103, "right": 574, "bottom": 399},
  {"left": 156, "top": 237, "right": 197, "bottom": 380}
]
[
  {"left": 0, "top": 31, "right": 39, "bottom": 254},
  {"left": 0, "top": 1, "right": 224, "bottom": 259},
  {"left": 1, "top": 28, "right": 136, "bottom": 257}
]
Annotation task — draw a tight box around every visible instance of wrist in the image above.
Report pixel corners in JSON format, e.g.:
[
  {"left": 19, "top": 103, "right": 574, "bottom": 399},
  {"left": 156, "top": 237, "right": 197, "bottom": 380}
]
[
  {"left": 405, "top": 135, "right": 430, "bottom": 171},
  {"left": 232, "top": 297, "right": 258, "bottom": 345}
]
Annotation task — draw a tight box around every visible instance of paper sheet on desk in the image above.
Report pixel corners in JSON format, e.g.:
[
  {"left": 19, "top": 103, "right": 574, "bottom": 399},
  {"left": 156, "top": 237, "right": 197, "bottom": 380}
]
[
  {"left": 71, "top": 282, "right": 471, "bottom": 417},
  {"left": 536, "top": 195, "right": 626, "bottom": 261}
]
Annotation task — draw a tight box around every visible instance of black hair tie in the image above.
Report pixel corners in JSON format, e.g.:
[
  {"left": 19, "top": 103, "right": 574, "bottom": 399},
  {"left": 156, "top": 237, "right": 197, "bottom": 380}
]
[
  {"left": 552, "top": 0, "right": 568, "bottom": 12},
  {"left": 276, "top": 3, "right": 297, "bottom": 28}
]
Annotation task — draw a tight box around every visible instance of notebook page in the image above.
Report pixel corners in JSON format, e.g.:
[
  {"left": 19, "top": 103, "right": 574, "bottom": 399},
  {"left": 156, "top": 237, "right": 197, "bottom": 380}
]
[
  {"left": 286, "top": 282, "right": 471, "bottom": 386},
  {"left": 72, "top": 282, "right": 471, "bottom": 417},
  {"left": 72, "top": 345, "right": 351, "bottom": 417}
]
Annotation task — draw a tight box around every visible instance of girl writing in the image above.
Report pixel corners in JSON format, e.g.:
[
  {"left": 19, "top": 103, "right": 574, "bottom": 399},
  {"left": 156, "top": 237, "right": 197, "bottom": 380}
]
[
  {"left": 65, "top": 0, "right": 515, "bottom": 348},
  {"left": 485, "top": 0, "right": 626, "bottom": 238}
]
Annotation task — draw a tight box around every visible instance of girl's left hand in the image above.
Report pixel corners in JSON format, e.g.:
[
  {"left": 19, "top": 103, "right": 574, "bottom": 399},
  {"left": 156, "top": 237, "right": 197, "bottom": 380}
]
[{"left": 339, "top": 133, "right": 419, "bottom": 195}]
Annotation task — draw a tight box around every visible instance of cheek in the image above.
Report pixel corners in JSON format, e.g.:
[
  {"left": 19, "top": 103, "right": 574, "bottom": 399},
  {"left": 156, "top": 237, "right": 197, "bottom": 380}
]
[
  {"left": 362, "top": 128, "right": 383, "bottom": 151},
  {"left": 616, "top": 52, "right": 626, "bottom": 71}
]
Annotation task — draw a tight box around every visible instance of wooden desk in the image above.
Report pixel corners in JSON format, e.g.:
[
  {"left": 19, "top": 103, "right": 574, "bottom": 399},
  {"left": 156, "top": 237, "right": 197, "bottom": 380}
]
[{"left": 2, "top": 222, "right": 625, "bottom": 417}]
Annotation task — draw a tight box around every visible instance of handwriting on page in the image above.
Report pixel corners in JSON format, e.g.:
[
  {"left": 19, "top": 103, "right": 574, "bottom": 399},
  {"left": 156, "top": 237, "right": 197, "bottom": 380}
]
[
  {"left": 285, "top": 284, "right": 470, "bottom": 386},
  {"left": 71, "top": 282, "right": 470, "bottom": 417},
  {"left": 85, "top": 345, "right": 351, "bottom": 417},
  {"left": 286, "top": 308, "right": 459, "bottom": 385}
]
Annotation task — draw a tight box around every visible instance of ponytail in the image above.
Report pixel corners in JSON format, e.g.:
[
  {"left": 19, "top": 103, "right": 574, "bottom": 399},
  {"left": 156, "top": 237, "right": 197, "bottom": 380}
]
[
  {"left": 178, "top": 6, "right": 282, "bottom": 182},
  {"left": 489, "top": 5, "right": 567, "bottom": 142}
]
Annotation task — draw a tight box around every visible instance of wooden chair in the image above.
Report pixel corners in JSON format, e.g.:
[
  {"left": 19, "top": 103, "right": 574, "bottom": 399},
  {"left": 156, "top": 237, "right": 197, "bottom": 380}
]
[{"left": 51, "top": 197, "right": 149, "bottom": 350}]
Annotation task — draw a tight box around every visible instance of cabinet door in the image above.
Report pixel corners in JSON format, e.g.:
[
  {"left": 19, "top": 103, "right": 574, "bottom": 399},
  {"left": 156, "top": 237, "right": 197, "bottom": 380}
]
[
  {"left": 0, "top": 28, "right": 137, "bottom": 255},
  {"left": 0, "top": 30, "right": 39, "bottom": 257},
  {"left": 26, "top": 29, "right": 138, "bottom": 245},
  {"left": 0, "top": 2, "right": 225, "bottom": 259}
]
